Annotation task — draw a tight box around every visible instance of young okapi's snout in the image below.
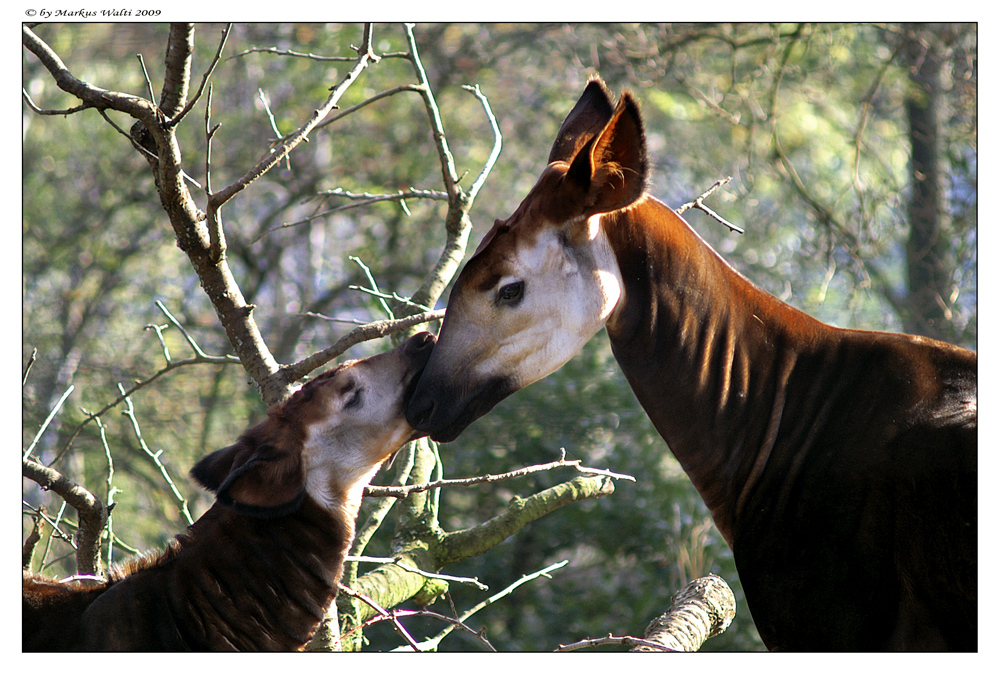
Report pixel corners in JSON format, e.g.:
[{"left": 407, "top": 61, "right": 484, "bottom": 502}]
[
  {"left": 193, "top": 330, "right": 436, "bottom": 520},
  {"left": 23, "top": 332, "right": 435, "bottom": 652}
]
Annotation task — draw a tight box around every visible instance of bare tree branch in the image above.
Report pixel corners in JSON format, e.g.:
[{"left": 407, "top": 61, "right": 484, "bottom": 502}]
[
  {"left": 437, "top": 475, "right": 616, "bottom": 567},
  {"left": 281, "top": 310, "right": 445, "bottom": 384},
  {"left": 631, "top": 574, "right": 736, "bottom": 652},
  {"left": 676, "top": 177, "right": 744, "bottom": 234},
  {"left": 207, "top": 24, "right": 378, "bottom": 213},
  {"left": 159, "top": 23, "right": 194, "bottom": 119},
  {"left": 558, "top": 634, "right": 675, "bottom": 652},
  {"left": 393, "top": 560, "right": 569, "bottom": 652},
  {"left": 22, "top": 458, "right": 107, "bottom": 576},
  {"left": 166, "top": 23, "right": 232, "bottom": 128},
  {"left": 365, "top": 451, "right": 635, "bottom": 498}
]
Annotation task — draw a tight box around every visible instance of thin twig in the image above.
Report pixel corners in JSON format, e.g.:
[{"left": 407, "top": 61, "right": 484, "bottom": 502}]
[
  {"left": 136, "top": 53, "right": 155, "bottom": 102},
  {"left": 23, "top": 348, "right": 37, "bottom": 386},
  {"left": 336, "top": 583, "right": 424, "bottom": 651},
  {"left": 22, "top": 501, "right": 75, "bottom": 549},
  {"left": 461, "top": 84, "right": 503, "bottom": 200},
  {"left": 389, "top": 607, "right": 496, "bottom": 651},
  {"left": 118, "top": 388, "right": 194, "bottom": 526},
  {"left": 346, "top": 556, "right": 489, "bottom": 590},
  {"left": 315, "top": 83, "right": 423, "bottom": 132},
  {"left": 154, "top": 301, "right": 212, "bottom": 358},
  {"left": 232, "top": 45, "right": 410, "bottom": 63},
  {"left": 255, "top": 187, "right": 448, "bottom": 243},
  {"left": 344, "top": 288, "right": 435, "bottom": 314},
  {"left": 676, "top": 177, "right": 744, "bottom": 234},
  {"left": 21, "top": 89, "right": 89, "bottom": 116},
  {"left": 403, "top": 23, "right": 460, "bottom": 197},
  {"left": 556, "top": 634, "right": 675, "bottom": 652},
  {"left": 165, "top": 23, "right": 232, "bottom": 129},
  {"left": 394, "top": 560, "right": 569, "bottom": 652},
  {"left": 208, "top": 23, "right": 378, "bottom": 212},
  {"left": 350, "top": 256, "right": 393, "bottom": 319},
  {"left": 24, "top": 385, "right": 75, "bottom": 461},
  {"left": 365, "top": 450, "right": 635, "bottom": 498}
]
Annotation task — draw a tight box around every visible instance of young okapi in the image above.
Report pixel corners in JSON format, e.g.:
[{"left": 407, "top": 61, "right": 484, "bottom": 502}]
[
  {"left": 23, "top": 332, "right": 435, "bottom": 651},
  {"left": 406, "top": 78, "right": 977, "bottom": 650}
]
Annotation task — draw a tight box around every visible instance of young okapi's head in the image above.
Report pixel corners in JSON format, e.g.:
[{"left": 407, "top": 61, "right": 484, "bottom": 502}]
[
  {"left": 192, "top": 332, "right": 435, "bottom": 519},
  {"left": 406, "top": 78, "right": 649, "bottom": 442}
]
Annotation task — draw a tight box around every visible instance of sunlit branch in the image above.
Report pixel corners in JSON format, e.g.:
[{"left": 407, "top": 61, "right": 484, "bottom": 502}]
[{"left": 365, "top": 450, "right": 635, "bottom": 498}]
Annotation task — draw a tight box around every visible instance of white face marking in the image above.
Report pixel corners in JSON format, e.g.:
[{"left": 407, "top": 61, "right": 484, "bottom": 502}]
[
  {"left": 448, "top": 215, "right": 623, "bottom": 392},
  {"left": 299, "top": 355, "right": 416, "bottom": 515}
]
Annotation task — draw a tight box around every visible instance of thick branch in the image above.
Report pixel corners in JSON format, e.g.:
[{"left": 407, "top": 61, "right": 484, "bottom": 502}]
[
  {"left": 343, "top": 475, "right": 614, "bottom": 629},
  {"left": 438, "top": 475, "right": 615, "bottom": 566},
  {"left": 160, "top": 23, "right": 194, "bottom": 118},
  {"left": 22, "top": 458, "right": 107, "bottom": 576},
  {"left": 22, "top": 25, "right": 155, "bottom": 121},
  {"left": 631, "top": 574, "right": 736, "bottom": 652}
]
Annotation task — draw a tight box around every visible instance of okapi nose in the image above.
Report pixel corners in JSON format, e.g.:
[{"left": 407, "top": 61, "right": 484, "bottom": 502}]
[{"left": 404, "top": 331, "right": 436, "bottom": 357}]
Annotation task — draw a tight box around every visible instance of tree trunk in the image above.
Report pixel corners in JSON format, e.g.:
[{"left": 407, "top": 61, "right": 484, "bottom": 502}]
[{"left": 901, "top": 24, "right": 956, "bottom": 343}]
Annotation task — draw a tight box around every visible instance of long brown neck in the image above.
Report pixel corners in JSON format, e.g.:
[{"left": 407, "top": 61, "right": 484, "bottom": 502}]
[
  {"left": 95, "top": 498, "right": 352, "bottom": 650},
  {"left": 603, "top": 197, "right": 829, "bottom": 544}
]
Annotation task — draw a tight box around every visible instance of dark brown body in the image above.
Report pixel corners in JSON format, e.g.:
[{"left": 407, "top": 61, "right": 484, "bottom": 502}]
[
  {"left": 406, "top": 79, "right": 977, "bottom": 650},
  {"left": 23, "top": 498, "right": 349, "bottom": 651},
  {"left": 603, "top": 200, "right": 976, "bottom": 650}
]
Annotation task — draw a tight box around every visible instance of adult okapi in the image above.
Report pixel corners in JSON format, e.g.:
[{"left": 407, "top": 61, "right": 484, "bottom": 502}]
[
  {"left": 406, "top": 78, "right": 977, "bottom": 651},
  {"left": 24, "top": 333, "right": 435, "bottom": 651}
]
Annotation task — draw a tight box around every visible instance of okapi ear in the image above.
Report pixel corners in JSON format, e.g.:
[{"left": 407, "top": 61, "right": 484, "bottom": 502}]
[
  {"left": 565, "top": 91, "right": 648, "bottom": 217},
  {"left": 547, "top": 77, "right": 616, "bottom": 164},
  {"left": 191, "top": 434, "right": 306, "bottom": 518}
]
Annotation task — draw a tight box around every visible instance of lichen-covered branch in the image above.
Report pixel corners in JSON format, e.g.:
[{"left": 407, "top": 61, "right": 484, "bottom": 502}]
[
  {"left": 631, "top": 574, "right": 736, "bottom": 652},
  {"left": 438, "top": 475, "right": 615, "bottom": 566}
]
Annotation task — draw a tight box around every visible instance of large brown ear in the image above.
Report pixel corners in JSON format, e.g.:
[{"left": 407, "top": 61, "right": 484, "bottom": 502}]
[
  {"left": 564, "top": 91, "right": 648, "bottom": 217},
  {"left": 547, "top": 77, "right": 616, "bottom": 164},
  {"left": 191, "top": 431, "right": 305, "bottom": 518}
]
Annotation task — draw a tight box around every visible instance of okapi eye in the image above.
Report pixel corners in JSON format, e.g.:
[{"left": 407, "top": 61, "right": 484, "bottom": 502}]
[
  {"left": 344, "top": 388, "right": 362, "bottom": 409},
  {"left": 496, "top": 281, "right": 524, "bottom": 306},
  {"left": 339, "top": 380, "right": 362, "bottom": 409}
]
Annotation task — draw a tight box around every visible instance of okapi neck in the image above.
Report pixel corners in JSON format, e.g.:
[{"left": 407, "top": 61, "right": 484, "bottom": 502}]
[
  {"left": 602, "top": 198, "right": 826, "bottom": 544},
  {"left": 121, "top": 497, "right": 355, "bottom": 650}
]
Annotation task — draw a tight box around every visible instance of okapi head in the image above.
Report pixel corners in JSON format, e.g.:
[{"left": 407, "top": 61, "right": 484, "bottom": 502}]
[
  {"left": 192, "top": 331, "right": 436, "bottom": 520},
  {"left": 407, "top": 78, "right": 647, "bottom": 441}
]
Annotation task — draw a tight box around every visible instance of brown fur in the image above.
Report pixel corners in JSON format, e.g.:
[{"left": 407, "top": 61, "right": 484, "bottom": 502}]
[
  {"left": 407, "top": 80, "right": 976, "bottom": 650},
  {"left": 23, "top": 333, "right": 434, "bottom": 651}
]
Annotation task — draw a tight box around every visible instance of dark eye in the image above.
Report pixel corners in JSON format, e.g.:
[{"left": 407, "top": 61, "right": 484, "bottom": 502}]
[
  {"left": 339, "top": 381, "right": 363, "bottom": 409},
  {"left": 496, "top": 281, "right": 524, "bottom": 306}
]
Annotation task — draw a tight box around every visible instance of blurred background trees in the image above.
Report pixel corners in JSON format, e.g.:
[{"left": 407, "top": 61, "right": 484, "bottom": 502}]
[{"left": 23, "top": 22, "right": 975, "bottom": 651}]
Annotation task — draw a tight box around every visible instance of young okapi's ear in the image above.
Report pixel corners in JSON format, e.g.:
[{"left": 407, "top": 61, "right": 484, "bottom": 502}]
[
  {"left": 547, "top": 77, "right": 616, "bottom": 164},
  {"left": 565, "top": 91, "right": 648, "bottom": 217},
  {"left": 191, "top": 431, "right": 306, "bottom": 518}
]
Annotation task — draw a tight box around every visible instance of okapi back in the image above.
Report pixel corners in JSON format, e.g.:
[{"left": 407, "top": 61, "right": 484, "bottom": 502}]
[{"left": 24, "top": 499, "right": 349, "bottom": 650}]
